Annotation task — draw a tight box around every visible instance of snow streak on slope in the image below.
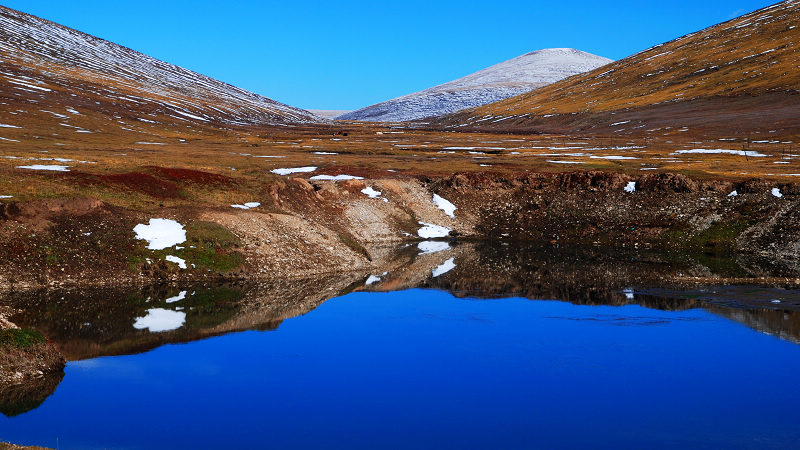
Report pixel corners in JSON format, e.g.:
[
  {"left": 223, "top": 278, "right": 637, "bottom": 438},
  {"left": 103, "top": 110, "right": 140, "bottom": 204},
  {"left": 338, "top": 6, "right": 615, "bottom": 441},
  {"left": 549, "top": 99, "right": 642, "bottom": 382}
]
[
  {"left": 0, "top": 6, "right": 319, "bottom": 128},
  {"left": 338, "top": 49, "right": 612, "bottom": 122}
]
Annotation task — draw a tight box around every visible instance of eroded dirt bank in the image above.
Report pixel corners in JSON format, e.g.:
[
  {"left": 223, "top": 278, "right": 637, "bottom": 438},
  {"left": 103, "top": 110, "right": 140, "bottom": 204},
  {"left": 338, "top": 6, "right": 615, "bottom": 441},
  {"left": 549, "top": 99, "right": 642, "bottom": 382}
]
[
  {"left": 433, "top": 171, "right": 800, "bottom": 272},
  {"left": 0, "top": 170, "right": 797, "bottom": 290},
  {"left": 0, "top": 306, "right": 64, "bottom": 396}
]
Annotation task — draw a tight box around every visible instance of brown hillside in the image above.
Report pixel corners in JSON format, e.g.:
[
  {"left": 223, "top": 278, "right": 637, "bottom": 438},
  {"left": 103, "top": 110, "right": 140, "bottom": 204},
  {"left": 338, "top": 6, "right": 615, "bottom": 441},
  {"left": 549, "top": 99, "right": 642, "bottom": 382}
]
[
  {"left": 0, "top": 4, "right": 320, "bottom": 146},
  {"left": 438, "top": 0, "right": 800, "bottom": 138}
]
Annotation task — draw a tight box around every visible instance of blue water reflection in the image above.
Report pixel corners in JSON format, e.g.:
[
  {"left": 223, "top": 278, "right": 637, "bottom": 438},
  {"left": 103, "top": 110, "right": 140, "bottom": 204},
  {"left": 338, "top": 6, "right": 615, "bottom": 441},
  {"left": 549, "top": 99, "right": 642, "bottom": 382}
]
[{"left": 3, "top": 289, "right": 800, "bottom": 449}]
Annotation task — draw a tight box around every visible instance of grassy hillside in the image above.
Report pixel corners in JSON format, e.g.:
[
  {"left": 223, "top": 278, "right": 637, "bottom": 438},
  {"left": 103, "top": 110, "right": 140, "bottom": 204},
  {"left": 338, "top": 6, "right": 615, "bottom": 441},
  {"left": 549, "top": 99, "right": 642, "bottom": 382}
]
[
  {"left": 439, "top": 1, "right": 800, "bottom": 138},
  {"left": 0, "top": 4, "right": 320, "bottom": 148}
]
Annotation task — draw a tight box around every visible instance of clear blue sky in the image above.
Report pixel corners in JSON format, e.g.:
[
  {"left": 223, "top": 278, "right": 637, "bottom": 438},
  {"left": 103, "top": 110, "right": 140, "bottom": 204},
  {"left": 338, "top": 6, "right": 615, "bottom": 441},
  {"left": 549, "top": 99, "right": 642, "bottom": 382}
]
[{"left": 2, "top": 0, "right": 778, "bottom": 110}]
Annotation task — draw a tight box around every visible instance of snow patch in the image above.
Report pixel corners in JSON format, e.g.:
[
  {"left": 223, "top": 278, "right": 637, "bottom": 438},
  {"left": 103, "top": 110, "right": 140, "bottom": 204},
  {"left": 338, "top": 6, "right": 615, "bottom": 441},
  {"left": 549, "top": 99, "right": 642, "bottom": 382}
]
[
  {"left": 361, "top": 186, "right": 382, "bottom": 198},
  {"left": 165, "top": 255, "right": 187, "bottom": 269},
  {"left": 271, "top": 166, "right": 317, "bottom": 175},
  {"left": 433, "top": 194, "right": 456, "bottom": 218},
  {"left": 673, "top": 149, "right": 768, "bottom": 157},
  {"left": 133, "top": 218, "right": 186, "bottom": 250},
  {"left": 417, "top": 222, "right": 451, "bottom": 238},
  {"left": 590, "top": 155, "right": 639, "bottom": 160},
  {"left": 309, "top": 174, "right": 363, "bottom": 181},
  {"left": 232, "top": 202, "right": 260, "bottom": 210},
  {"left": 624, "top": 181, "right": 636, "bottom": 193},
  {"left": 547, "top": 160, "right": 585, "bottom": 164},
  {"left": 16, "top": 164, "right": 70, "bottom": 171}
]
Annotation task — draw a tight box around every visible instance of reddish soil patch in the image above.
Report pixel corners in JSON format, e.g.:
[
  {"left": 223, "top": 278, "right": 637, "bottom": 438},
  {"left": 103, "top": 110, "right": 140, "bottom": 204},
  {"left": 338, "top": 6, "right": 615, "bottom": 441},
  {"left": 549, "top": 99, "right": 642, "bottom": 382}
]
[
  {"left": 101, "top": 172, "right": 182, "bottom": 199},
  {"left": 65, "top": 171, "right": 182, "bottom": 199},
  {"left": 147, "top": 166, "right": 235, "bottom": 186}
]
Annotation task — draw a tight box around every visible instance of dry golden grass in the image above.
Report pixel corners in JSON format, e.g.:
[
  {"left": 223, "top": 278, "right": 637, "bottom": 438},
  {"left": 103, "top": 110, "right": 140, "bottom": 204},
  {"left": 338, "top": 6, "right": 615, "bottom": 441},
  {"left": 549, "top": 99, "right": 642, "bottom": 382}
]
[
  {"left": 1, "top": 121, "right": 798, "bottom": 211},
  {"left": 444, "top": 1, "right": 800, "bottom": 137}
]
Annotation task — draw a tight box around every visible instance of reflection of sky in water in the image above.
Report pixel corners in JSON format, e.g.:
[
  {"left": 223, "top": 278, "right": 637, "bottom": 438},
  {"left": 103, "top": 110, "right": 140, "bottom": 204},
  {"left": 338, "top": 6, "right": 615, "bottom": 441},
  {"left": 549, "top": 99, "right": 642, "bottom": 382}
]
[
  {"left": 4, "top": 289, "right": 800, "bottom": 449},
  {"left": 544, "top": 314, "right": 709, "bottom": 326}
]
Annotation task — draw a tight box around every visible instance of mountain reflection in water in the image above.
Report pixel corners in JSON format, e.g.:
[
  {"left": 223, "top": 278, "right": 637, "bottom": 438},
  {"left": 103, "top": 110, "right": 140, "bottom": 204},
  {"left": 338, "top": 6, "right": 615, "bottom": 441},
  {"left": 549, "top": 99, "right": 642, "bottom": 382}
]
[
  {"left": 1, "top": 242, "right": 799, "bottom": 430},
  {"left": 7, "top": 243, "right": 798, "bottom": 359}
]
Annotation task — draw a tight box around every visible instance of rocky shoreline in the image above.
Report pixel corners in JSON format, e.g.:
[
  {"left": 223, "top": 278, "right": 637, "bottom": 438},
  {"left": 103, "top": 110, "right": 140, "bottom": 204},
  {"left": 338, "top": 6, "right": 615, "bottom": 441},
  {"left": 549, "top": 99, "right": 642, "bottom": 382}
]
[{"left": 0, "top": 306, "right": 64, "bottom": 389}]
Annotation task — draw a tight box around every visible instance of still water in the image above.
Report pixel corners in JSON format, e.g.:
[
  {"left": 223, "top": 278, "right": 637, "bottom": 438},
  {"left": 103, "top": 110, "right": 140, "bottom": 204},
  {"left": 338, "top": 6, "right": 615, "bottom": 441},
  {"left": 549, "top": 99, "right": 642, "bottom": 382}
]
[{"left": 3, "top": 286, "right": 800, "bottom": 449}]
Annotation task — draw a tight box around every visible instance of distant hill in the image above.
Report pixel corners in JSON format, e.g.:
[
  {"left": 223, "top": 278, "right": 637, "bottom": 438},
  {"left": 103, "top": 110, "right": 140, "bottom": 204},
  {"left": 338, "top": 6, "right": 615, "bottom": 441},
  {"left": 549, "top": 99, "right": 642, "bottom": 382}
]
[
  {"left": 0, "top": 5, "right": 320, "bottom": 143},
  {"left": 437, "top": 1, "right": 800, "bottom": 138},
  {"left": 337, "top": 48, "right": 612, "bottom": 122},
  {"left": 309, "top": 110, "right": 352, "bottom": 119}
]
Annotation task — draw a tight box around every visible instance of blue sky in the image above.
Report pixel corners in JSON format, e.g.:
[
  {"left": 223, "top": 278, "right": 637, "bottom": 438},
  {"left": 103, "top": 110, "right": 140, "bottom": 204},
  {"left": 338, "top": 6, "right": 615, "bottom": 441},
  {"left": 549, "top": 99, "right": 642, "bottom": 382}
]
[{"left": 3, "top": 0, "right": 777, "bottom": 110}]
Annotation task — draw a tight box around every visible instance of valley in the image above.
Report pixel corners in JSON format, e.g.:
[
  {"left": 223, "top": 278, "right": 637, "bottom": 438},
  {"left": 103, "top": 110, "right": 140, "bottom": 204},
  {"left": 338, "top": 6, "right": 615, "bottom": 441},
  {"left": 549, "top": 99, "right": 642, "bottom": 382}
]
[{"left": 0, "top": 1, "right": 798, "bottom": 447}]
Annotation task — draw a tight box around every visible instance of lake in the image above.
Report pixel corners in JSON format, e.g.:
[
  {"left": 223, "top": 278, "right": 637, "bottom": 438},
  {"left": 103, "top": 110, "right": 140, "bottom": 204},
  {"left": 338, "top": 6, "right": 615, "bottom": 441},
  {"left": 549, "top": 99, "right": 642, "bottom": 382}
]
[{"left": 2, "top": 244, "right": 800, "bottom": 449}]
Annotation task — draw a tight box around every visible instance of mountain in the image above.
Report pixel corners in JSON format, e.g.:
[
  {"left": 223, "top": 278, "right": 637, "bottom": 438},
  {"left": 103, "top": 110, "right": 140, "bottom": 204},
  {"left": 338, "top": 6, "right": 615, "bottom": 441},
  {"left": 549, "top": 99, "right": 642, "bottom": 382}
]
[
  {"left": 438, "top": 1, "right": 800, "bottom": 137},
  {"left": 309, "top": 109, "right": 352, "bottom": 119},
  {"left": 337, "top": 48, "right": 612, "bottom": 122},
  {"left": 0, "top": 5, "right": 320, "bottom": 141}
]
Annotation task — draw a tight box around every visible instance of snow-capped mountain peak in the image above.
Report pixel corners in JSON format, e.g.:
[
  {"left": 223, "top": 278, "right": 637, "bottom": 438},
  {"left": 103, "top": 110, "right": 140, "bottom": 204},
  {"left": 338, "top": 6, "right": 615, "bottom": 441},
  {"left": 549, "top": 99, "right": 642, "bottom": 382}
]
[{"left": 337, "top": 48, "right": 612, "bottom": 122}]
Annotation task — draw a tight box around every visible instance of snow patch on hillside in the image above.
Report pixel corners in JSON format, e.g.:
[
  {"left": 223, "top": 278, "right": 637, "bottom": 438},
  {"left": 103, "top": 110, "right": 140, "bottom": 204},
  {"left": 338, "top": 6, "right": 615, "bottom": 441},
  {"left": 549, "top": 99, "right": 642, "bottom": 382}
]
[
  {"left": 133, "top": 218, "right": 186, "bottom": 250},
  {"left": 271, "top": 166, "right": 317, "bottom": 175},
  {"left": 433, "top": 194, "right": 457, "bottom": 218},
  {"left": 417, "top": 222, "right": 451, "bottom": 238}
]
